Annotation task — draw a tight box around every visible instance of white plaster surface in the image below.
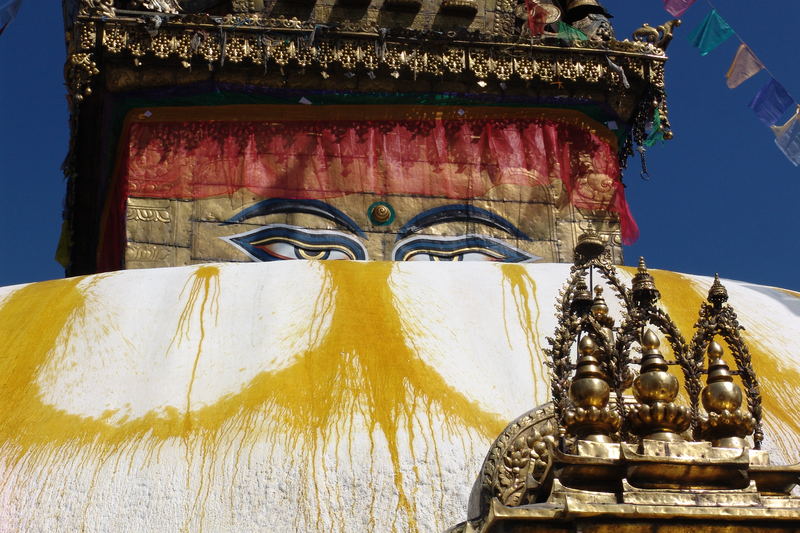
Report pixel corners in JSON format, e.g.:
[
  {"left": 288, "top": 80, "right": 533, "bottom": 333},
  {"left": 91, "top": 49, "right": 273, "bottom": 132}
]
[{"left": 0, "top": 262, "right": 797, "bottom": 532}]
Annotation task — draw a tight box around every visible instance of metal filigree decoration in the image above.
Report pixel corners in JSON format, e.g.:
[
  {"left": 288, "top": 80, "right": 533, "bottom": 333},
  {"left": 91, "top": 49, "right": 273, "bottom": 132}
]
[
  {"left": 473, "top": 403, "right": 558, "bottom": 520},
  {"left": 614, "top": 257, "right": 698, "bottom": 439},
  {"left": 544, "top": 227, "right": 630, "bottom": 433},
  {"left": 690, "top": 274, "right": 763, "bottom": 448},
  {"left": 67, "top": 4, "right": 668, "bottom": 104},
  {"left": 453, "top": 235, "right": 792, "bottom": 533},
  {"left": 546, "top": 230, "right": 760, "bottom": 449},
  {"left": 632, "top": 19, "right": 682, "bottom": 51}
]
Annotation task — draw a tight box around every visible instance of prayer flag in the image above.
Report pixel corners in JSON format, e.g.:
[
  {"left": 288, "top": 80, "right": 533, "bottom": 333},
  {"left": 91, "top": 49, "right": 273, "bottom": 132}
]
[
  {"left": 556, "top": 21, "right": 588, "bottom": 41},
  {"left": 606, "top": 57, "right": 630, "bottom": 89},
  {"left": 749, "top": 78, "right": 795, "bottom": 126},
  {"left": 524, "top": 0, "right": 547, "bottom": 36},
  {"left": 726, "top": 44, "right": 764, "bottom": 89},
  {"left": 689, "top": 10, "right": 734, "bottom": 56},
  {"left": 663, "top": 0, "right": 696, "bottom": 17},
  {"left": 772, "top": 106, "right": 800, "bottom": 166},
  {"left": 644, "top": 109, "right": 665, "bottom": 147},
  {"left": 0, "top": 0, "right": 22, "bottom": 35}
]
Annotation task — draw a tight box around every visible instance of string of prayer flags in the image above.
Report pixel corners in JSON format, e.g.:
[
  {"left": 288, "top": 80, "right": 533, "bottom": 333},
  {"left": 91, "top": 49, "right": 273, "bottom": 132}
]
[
  {"left": 689, "top": 9, "right": 734, "bottom": 56},
  {"left": 663, "top": 0, "right": 697, "bottom": 18},
  {"left": 0, "top": 0, "right": 22, "bottom": 35},
  {"left": 749, "top": 78, "right": 795, "bottom": 126},
  {"left": 772, "top": 106, "right": 800, "bottom": 167},
  {"left": 659, "top": 1, "right": 800, "bottom": 167},
  {"left": 726, "top": 44, "right": 764, "bottom": 89}
]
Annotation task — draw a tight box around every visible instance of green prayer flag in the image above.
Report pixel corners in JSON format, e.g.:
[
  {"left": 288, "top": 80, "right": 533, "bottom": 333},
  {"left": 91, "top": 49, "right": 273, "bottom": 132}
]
[
  {"left": 689, "top": 9, "right": 734, "bottom": 56},
  {"left": 556, "top": 21, "right": 587, "bottom": 41},
  {"left": 644, "top": 109, "right": 664, "bottom": 147}
]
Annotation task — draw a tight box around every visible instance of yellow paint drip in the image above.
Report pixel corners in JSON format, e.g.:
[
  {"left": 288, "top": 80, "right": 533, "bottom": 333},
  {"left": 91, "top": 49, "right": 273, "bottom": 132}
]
[
  {"left": 500, "top": 264, "right": 545, "bottom": 401},
  {"left": 0, "top": 263, "right": 507, "bottom": 531},
  {"left": 641, "top": 269, "right": 800, "bottom": 461}
]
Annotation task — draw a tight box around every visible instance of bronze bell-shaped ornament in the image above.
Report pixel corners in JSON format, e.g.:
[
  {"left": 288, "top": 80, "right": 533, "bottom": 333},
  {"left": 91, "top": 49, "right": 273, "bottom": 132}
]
[
  {"left": 627, "top": 329, "right": 691, "bottom": 442},
  {"left": 574, "top": 227, "right": 605, "bottom": 262},
  {"left": 564, "top": 335, "right": 620, "bottom": 443},
  {"left": 699, "top": 341, "right": 755, "bottom": 448},
  {"left": 570, "top": 278, "right": 593, "bottom": 317},
  {"left": 631, "top": 257, "right": 660, "bottom": 308}
]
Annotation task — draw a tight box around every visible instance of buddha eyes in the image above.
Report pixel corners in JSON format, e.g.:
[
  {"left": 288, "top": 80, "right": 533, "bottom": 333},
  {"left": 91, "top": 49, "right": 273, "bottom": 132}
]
[
  {"left": 222, "top": 225, "right": 368, "bottom": 262},
  {"left": 222, "top": 204, "right": 539, "bottom": 264},
  {"left": 392, "top": 235, "right": 538, "bottom": 263},
  {"left": 224, "top": 227, "right": 536, "bottom": 263}
]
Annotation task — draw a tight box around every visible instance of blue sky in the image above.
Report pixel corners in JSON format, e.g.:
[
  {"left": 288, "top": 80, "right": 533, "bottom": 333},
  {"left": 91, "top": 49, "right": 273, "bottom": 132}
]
[{"left": 1, "top": 2, "right": 798, "bottom": 289}]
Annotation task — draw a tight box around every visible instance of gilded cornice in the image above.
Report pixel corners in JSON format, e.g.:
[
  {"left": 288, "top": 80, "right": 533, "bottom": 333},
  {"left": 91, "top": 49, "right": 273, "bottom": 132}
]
[
  {"left": 66, "top": 8, "right": 668, "bottom": 100},
  {"left": 64, "top": 2, "right": 677, "bottom": 170}
]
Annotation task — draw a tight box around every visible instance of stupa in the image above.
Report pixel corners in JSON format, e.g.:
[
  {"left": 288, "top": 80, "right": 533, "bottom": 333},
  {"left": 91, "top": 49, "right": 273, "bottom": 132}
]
[{"left": 0, "top": 1, "right": 798, "bottom": 531}]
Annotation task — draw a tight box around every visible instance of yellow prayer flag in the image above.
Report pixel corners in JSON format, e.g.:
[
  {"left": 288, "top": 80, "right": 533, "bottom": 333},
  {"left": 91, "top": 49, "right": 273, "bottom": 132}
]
[{"left": 726, "top": 44, "right": 764, "bottom": 89}]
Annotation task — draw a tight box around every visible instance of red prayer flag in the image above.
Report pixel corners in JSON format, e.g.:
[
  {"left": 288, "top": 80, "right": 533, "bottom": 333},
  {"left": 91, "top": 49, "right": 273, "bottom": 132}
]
[
  {"left": 663, "top": 0, "right": 696, "bottom": 17},
  {"left": 524, "top": 0, "right": 547, "bottom": 36}
]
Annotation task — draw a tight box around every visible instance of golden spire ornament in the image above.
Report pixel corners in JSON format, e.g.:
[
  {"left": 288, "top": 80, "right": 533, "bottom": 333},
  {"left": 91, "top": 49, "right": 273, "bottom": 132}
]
[
  {"left": 627, "top": 329, "right": 691, "bottom": 442},
  {"left": 564, "top": 335, "right": 621, "bottom": 443},
  {"left": 699, "top": 341, "right": 756, "bottom": 448}
]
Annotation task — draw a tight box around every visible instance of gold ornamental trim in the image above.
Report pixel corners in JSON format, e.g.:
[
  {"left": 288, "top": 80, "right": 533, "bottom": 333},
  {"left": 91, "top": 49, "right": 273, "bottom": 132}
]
[{"left": 66, "top": 14, "right": 667, "bottom": 103}]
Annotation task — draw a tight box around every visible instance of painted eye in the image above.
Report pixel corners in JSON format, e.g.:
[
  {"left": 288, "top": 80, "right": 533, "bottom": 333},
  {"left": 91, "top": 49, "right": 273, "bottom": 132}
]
[
  {"left": 222, "top": 224, "right": 367, "bottom": 262},
  {"left": 393, "top": 235, "right": 540, "bottom": 263}
]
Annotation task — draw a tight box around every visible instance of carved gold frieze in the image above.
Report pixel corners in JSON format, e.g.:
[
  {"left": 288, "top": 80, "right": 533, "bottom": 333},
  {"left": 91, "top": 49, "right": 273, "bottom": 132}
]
[
  {"left": 65, "top": 13, "right": 668, "bottom": 105},
  {"left": 125, "top": 243, "right": 170, "bottom": 262},
  {"left": 127, "top": 203, "right": 172, "bottom": 223}
]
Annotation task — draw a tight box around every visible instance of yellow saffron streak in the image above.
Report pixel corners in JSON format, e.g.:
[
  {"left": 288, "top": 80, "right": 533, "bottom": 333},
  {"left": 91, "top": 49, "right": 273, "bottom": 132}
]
[
  {"left": 633, "top": 269, "right": 800, "bottom": 462},
  {"left": 0, "top": 262, "right": 507, "bottom": 531},
  {"left": 500, "top": 264, "right": 544, "bottom": 401}
]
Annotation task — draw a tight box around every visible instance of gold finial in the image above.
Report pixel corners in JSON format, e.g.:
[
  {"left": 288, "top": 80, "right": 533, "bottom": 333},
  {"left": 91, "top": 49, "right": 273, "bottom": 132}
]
[
  {"left": 631, "top": 256, "right": 660, "bottom": 307},
  {"left": 641, "top": 328, "right": 660, "bottom": 352},
  {"left": 707, "top": 340, "right": 724, "bottom": 360},
  {"left": 591, "top": 286, "right": 609, "bottom": 318},
  {"left": 574, "top": 226, "right": 606, "bottom": 261},
  {"left": 699, "top": 340, "right": 754, "bottom": 448},
  {"left": 570, "top": 279, "right": 593, "bottom": 316},
  {"left": 628, "top": 328, "right": 690, "bottom": 442},
  {"left": 566, "top": 332, "right": 619, "bottom": 443},
  {"left": 708, "top": 274, "right": 729, "bottom": 308},
  {"left": 635, "top": 329, "right": 673, "bottom": 396},
  {"left": 578, "top": 334, "right": 597, "bottom": 356}
]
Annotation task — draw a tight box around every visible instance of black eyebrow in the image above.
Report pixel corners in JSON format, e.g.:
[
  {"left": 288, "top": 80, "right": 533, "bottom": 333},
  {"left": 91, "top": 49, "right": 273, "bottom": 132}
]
[
  {"left": 223, "top": 199, "right": 366, "bottom": 238},
  {"left": 396, "top": 204, "right": 530, "bottom": 241}
]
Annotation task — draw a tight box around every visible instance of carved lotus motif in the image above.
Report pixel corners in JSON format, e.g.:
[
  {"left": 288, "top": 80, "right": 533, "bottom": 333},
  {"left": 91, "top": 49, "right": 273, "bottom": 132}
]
[
  {"left": 626, "top": 401, "right": 691, "bottom": 434},
  {"left": 564, "top": 405, "right": 621, "bottom": 432},
  {"left": 699, "top": 410, "right": 756, "bottom": 438}
]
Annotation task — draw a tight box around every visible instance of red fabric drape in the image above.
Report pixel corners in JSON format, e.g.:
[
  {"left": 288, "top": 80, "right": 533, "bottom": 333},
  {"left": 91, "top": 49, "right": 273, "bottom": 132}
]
[{"left": 120, "top": 117, "right": 637, "bottom": 243}]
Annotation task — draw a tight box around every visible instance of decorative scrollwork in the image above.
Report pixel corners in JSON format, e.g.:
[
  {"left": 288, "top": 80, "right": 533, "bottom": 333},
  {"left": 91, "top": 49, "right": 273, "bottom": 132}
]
[
  {"left": 689, "top": 275, "right": 763, "bottom": 448},
  {"left": 632, "top": 19, "right": 682, "bottom": 51},
  {"left": 546, "top": 232, "right": 760, "bottom": 450},
  {"left": 474, "top": 403, "right": 558, "bottom": 519}
]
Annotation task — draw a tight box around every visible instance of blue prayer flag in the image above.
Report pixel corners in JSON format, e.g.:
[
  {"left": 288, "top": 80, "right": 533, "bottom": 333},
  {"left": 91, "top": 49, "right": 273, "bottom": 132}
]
[
  {"left": 749, "top": 78, "right": 795, "bottom": 126},
  {"left": 0, "top": 0, "right": 22, "bottom": 35},
  {"left": 689, "top": 9, "right": 734, "bottom": 56}
]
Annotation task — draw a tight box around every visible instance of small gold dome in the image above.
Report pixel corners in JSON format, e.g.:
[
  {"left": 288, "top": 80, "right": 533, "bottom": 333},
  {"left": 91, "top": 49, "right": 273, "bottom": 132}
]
[
  {"left": 578, "top": 335, "right": 596, "bottom": 356},
  {"left": 591, "top": 286, "right": 608, "bottom": 317}
]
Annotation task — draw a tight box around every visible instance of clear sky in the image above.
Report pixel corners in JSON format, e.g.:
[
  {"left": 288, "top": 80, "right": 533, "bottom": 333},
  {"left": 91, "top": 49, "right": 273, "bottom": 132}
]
[{"left": 0, "top": 1, "right": 798, "bottom": 289}]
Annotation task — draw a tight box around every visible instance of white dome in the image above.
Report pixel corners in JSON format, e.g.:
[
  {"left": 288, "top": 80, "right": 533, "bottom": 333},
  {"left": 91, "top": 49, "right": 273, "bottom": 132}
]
[{"left": 0, "top": 261, "right": 797, "bottom": 532}]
